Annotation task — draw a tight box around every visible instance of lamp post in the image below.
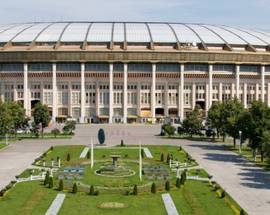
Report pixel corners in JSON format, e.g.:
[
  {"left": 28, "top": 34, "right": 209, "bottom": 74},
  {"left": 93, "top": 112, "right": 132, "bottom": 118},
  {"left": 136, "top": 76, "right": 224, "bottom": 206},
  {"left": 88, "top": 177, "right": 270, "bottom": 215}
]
[{"left": 239, "top": 131, "right": 242, "bottom": 154}]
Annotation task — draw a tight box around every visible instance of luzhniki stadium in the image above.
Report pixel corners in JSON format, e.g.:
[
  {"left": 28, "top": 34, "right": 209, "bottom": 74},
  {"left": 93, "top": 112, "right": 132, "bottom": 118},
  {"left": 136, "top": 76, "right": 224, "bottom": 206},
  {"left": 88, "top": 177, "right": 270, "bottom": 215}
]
[{"left": 0, "top": 22, "right": 270, "bottom": 123}]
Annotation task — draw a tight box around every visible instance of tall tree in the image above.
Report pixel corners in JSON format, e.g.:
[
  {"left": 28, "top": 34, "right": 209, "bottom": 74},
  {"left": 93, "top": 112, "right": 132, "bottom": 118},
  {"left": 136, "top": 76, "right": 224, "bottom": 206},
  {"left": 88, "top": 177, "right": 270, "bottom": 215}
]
[
  {"left": 33, "top": 103, "right": 50, "bottom": 138},
  {"left": 8, "top": 102, "right": 25, "bottom": 133},
  {"left": 182, "top": 105, "right": 203, "bottom": 138},
  {"left": 207, "top": 101, "right": 224, "bottom": 138},
  {"left": 243, "top": 101, "right": 270, "bottom": 161},
  {"left": 0, "top": 103, "right": 13, "bottom": 136},
  {"left": 221, "top": 98, "right": 244, "bottom": 148}
]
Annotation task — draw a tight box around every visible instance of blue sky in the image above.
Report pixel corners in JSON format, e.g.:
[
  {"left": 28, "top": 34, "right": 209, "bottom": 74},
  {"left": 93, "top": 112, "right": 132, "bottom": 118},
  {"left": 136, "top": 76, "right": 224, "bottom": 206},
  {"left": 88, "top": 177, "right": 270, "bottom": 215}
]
[{"left": 1, "top": 0, "right": 270, "bottom": 31}]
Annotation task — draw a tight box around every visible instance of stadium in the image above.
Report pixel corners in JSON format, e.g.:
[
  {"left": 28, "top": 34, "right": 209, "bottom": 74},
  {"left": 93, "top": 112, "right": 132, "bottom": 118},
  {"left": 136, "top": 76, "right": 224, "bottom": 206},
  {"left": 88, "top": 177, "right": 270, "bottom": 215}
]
[{"left": 0, "top": 22, "right": 270, "bottom": 124}]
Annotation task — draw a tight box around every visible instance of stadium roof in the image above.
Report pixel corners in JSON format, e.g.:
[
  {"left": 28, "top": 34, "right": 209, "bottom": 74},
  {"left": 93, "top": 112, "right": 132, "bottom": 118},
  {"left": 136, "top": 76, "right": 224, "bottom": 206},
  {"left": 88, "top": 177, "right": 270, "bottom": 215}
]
[{"left": 0, "top": 22, "right": 270, "bottom": 51}]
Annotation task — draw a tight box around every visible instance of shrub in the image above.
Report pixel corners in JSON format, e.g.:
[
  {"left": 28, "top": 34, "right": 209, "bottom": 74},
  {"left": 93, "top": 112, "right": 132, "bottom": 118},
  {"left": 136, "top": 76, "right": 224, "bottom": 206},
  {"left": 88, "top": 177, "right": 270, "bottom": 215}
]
[
  {"left": 220, "top": 190, "right": 226, "bottom": 198},
  {"left": 240, "top": 209, "right": 245, "bottom": 215},
  {"left": 120, "top": 139, "right": 125, "bottom": 147},
  {"left": 133, "top": 185, "right": 138, "bottom": 195},
  {"left": 0, "top": 188, "right": 6, "bottom": 197},
  {"left": 48, "top": 177, "right": 53, "bottom": 188},
  {"left": 166, "top": 153, "right": 172, "bottom": 164},
  {"left": 62, "top": 121, "right": 76, "bottom": 135},
  {"left": 141, "top": 149, "right": 144, "bottom": 158},
  {"left": 58, "top": 179, "right": 64, "bottom": 191},
  {"left": 180, "top": 170, "right": 187, "bottom": 185},
  {"left": 125, "top": 190, "right": 130, "bottom": 196},
  {"left": 165, "top": 180, "right": 170, "bottom": 191},
  {"left": 151, "top": 183, "right": 156, "bottom": 194},
  {"left": 177, "top": 126, "right": 185, "bottom": 136},
  {"left": 86, "top": 151, "right": 90, "bottom": 159},
  {"left": 51, "top": 128, "right": 60, "bottom": 138},
  {"left": 94, "top": 190, "right": 99, "bottom": 196},
  {"left": 179, "top": 146, "right": 182, "bottom": 151},
  {"left": 160, "top": 153, "right": 164, "bottom": 162},
  {"left": 98, "top": 128, "right": 105, "bottom": 144},
  {"left": 50, "top": 146, "right": 54, "bottom": 151},
  {"left": 89, "top": 185, "right": 95, "bottom": 195},
  {"left": 67, "top": 153, "right": 71, "bottom": 162},
  {"left": 72, "top": 183, "right": 78, "bottom": 194},
  {"left": 176, "top": 178, "right": 181, "bottom": 188},
  {"left": 44, "top": 171, "right": 50, "bottom": 186},
  {"left": 163, "top": 124, "right": 176, "bottom": 136}
]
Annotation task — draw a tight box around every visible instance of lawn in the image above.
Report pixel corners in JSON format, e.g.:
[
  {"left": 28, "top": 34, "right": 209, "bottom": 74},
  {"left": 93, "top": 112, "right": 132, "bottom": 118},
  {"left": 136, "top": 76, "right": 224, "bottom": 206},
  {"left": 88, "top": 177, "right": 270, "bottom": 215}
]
[
  {"left": 0, "top": 143, "right": 6, "bottom": 150},
  {"left": 0, "top": 181, "right": 56, "bottom": 215},
  {"left": 0, "top": 145, "right": 245, "bottom": 215}
]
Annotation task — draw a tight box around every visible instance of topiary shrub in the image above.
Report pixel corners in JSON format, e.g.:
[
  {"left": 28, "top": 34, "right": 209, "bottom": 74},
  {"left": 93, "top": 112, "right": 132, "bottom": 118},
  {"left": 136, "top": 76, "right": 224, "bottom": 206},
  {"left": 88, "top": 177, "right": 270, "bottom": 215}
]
[
  {"left": 180, "top": 170, "right": 187, "bottom": 185},
  {"left": 133, "top": 185, "right": 138, "bottom": 195},
  {"left": 98, "top": 128, "right": 105, "bottom": 145},
  {"left": 176, "top": 177, "right": 181, "bottom": 188},
  {"left": 44, "top": 171, "right": 50, "bottom": 186},
  {"left": 94, "top": 190, "right": 99, "bottom": 196},
  {"left": 48, "top": 177, "right": 53, "bottom": 188},
  {"left": 165, "top": 180, "right": 170, "bottom": 191},
  {"left": 220, "top": 190, "right": 226, "bottom": 198},
  {"left": 120, "top": 140, "right": 125, "bottom": 147},
  {"left": 51, "top": 128, "right": 60, "bottom": 138},
  {"left": 89, "top": 185, "right": 95, "bottom": 195},
  {"left": 163, "top": 124, "right": 176, "bottom": 136},
  {"left": 151, "top": 182, "right": 156, "bottom": 194},
  {"left": 166, "top": 153, "right": 172, "bottom": 164},
  {"left": 58, "top": 179, "right": 64, "bottom": 191},
  {"left": 72, "top": 183, "right": 78, "bottom": 194},
  {"left": 160, "top": 153, "right": 164, "bottom": 162},
  {"left": 67, "top": 153, "right": 71, "bottom": 162},
  {"left": 87, "top": 150, "right": 90, "bottom": 159},
  {"left": 240, "top": 209, "right": 245, "bottom": 215},
  {"left": 179, "top": 146, "right": 182, "bottom": 151}
]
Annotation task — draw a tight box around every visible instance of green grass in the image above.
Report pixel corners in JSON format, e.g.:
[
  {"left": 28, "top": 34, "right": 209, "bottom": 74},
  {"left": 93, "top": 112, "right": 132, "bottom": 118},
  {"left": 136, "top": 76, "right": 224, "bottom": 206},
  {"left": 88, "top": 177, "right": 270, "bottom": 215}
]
[
  {"left": 0, "top": 143, "right": 6, "bottom": 150},
  {"left": 187, "top": 169, "right": 209, "bottom": 178},
  {"left": 19, "top": 169, "right": 42, "bottom": 178},
  {"left": 0, "top": 181, "right": 56, "bottom": 215},
  {"left": 171, "top": 181, "right": 235, "bottom": 215}
]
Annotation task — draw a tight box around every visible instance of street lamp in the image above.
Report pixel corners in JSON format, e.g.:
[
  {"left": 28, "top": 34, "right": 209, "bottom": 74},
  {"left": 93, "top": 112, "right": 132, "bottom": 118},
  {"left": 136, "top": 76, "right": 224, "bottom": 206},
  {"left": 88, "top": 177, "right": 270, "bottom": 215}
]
[{"left": 239, "top": 131, "right": 242, "bottom": 154}]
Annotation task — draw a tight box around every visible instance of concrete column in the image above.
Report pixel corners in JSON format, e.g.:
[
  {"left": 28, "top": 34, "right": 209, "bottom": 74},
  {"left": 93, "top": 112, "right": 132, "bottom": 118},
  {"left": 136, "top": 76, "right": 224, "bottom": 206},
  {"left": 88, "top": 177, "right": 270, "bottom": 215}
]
[
  {"left": 208, "top": 64, "right": 213, "bottom": 108},
  {"left": 255, "top": 83, "right": 259, "bottom": 101},
  {"left": 267, "top": 83, "right": 270, "bottom": 107},
  {"left": 164, "top": 82, "right": 169, "bottom": 117},
  {"left": 109, "top": 64, "right": 113, "bottom": 123},
  {"left": 261, "top": 65, "right": 265, "bottom": 102},
  {"left": 14, "top": 81, "right": 17, "bottom": 102},
  {"left": 52, "top": 63, "right": 57, "bottom": 122},
  {"left": 231, "top": 83, "right": 235, "bottom": 98},
  {"left": 137, "top": 83, "right": 141, "bottom": 120},
  {"left": 236, "top": 65, "right": 240, "bottom": 99},
  {"left": 23, "top": 63, "right": 29, "bottom": 116},
  {"left": 95, "top": 81, "right": 100, "bottom": 117},
  {"left": 192, "top": 83, "right": 196, "bottom": 109},
  {"left": 205, "top": 83, "right": 209, "bottom": 111},
  {"left": 0, "top": 81, "right": 4, "bottom": 102},
  {"left": 151, "top": 64, "right": 156, "bottom": 119},
  {"left": 68, "top": 81, "right": 72, "bottom": 116},
  {"left": 243, "top": 83, "right": 247, "bottom": 108},
  {"left": 123, "top": 64, "right": 128, "bottom": 123},
  {"left": 219, "top": 82, "right": 223, "bottom": 102},
  {"left": 179, "top": 64, "right": 184, "bottom": 121},
  {"left": 80, "top": 63, "right": 85, "bottom": 123}
]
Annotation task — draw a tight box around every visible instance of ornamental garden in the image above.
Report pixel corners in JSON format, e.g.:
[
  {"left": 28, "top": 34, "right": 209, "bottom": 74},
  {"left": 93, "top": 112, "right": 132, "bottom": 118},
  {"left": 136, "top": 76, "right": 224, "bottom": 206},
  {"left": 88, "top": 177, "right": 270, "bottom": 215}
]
[{"left": 0, "top": 132, "right": 246, "bottom": 215}]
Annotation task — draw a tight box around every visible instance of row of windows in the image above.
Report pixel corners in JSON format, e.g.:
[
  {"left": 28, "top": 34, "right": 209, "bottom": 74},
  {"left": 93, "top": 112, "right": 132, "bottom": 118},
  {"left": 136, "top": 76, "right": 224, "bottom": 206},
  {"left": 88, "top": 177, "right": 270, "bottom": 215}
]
[{"left": 0, "top": 63, "right": 267, "bottom": 73}]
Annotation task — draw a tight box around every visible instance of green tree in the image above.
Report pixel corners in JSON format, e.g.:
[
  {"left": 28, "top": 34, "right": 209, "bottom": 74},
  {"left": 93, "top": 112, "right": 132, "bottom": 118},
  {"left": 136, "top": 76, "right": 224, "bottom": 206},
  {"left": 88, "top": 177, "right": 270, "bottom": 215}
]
[
  {"left": 98, "top": 128, "right": 105, "bottom": 144},
  {"left": 72, "top": 183, "right": 78, "bottom": 193},
  {"left": 43, "top": 171, "right": 50, "bottom": 186},
  {"left": 182, "top": 105, "right": 203, "bottom": 138},
  {"left": 33, "top": 103, "right": 50, "bottom": 138},
  {"left": 222, "top": 98, "right": 244, "bottom": 148},
  {"left": 176, "top": 177, "right": 181, "bottom": 188},
  {"left": 151, "top": 182, "right": 156, "bottom": 194},
  {"left": 51, "top": 128, "right": 60, "bottom": 138},
  {"left": 89, "top": 185, "right": 95, "bottom": 195},
  {"left": 160, "top": 153, "right": 164, "bottom": 162},
  {"left": 0, "top": 103, "right": 13, "bottom": 137},
  {"left": 67, "top": 153, "right": 71, "bottom": 162},
  {"left": 48, "top": 177, "right": 53, "bottom": 188},
  {"left": 58, "top": 179, "right": 64, "bottom": 191},
  {"left": 243, "top": 101, "right": 270, "bottom": 161},
  {"left": 8, "top": 102, "right": 25, "bottom": 134},
  {"left": 207, "top": 101, "right": 223, "bottom": 138},
  {"left": 180, "top": 170, "right": 187, "bottom": 185},
  {"left": 62, "top": 121, "right": 76, "bottom": 135},
  {"left": 86, "top": 150, "right": 90, "bottom": 159},
  {"left": 133, "top": 185, "right": 138, "bottom": 195},
  {"left": 165, "top": 180, "right": 170, "bottom": 191},
  {"left": 162, "top": 124, "right": 176, "bottom": 136}
]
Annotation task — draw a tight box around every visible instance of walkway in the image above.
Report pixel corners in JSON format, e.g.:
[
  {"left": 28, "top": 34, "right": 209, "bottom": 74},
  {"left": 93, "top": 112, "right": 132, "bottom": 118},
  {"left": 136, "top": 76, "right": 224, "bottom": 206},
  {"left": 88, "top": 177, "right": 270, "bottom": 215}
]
[{"left": 0, "top": 124, "right": 269, "bottom": 215}]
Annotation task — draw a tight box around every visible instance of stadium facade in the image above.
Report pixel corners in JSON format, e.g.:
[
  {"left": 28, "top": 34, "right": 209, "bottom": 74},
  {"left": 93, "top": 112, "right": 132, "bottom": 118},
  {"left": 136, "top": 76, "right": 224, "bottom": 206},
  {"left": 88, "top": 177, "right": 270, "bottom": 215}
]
[{"left": 0, "top": 22, "right": 270, "bottom": 123}]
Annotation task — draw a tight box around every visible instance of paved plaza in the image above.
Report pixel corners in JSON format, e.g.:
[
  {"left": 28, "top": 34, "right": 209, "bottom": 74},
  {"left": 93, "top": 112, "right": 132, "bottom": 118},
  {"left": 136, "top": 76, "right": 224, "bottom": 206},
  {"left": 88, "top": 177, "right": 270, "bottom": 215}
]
[{"left": 0, "top": 124, "right": 270, "bottom": 215}]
